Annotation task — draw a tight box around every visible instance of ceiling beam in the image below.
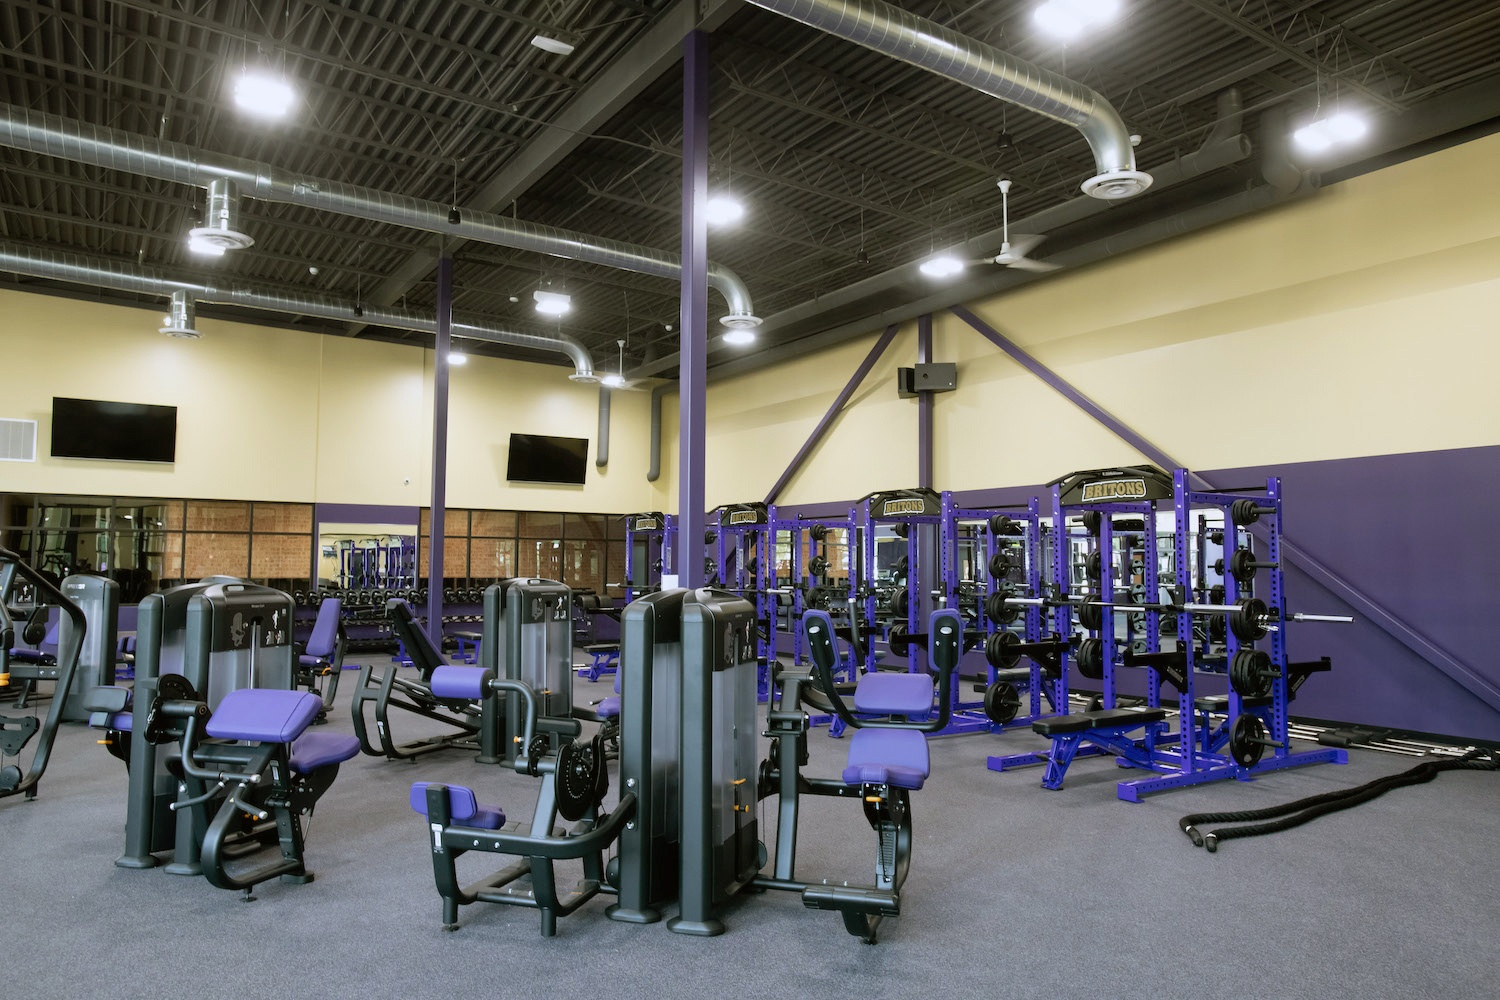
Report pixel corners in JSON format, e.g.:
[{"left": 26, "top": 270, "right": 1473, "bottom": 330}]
[{"left": 354, "top": 0, "right": 739, "bottom": 323}]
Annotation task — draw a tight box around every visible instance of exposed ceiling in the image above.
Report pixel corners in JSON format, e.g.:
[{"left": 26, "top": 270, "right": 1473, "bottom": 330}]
[{"left": 2, "top": 0, "right": 1498, "bottom": 379}]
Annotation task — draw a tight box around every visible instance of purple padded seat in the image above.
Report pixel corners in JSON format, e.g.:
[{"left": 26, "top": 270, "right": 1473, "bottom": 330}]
[
  {"left": 300, "top": 598, "right": 342, "bottom": 671},
  {"left": 596, "top": 696, "right": 621, "bottom": 719},
  {"left": 409, "top": 782, "right": 505, "bottom": 830},
  {"left": 105, "top": 712, "right": 133, "bottom": 731},
  {"left": 289, "top": 732, "right": 360, "bottom": 774},
  {"left": 853, "top": 673, "right": 934, "bottom": 715},
  {"left": 205, "top": 689, "right": 321, "bottom": 743},
  {"left": 842, "top": 729, "right": 930, "bottom": 790}
]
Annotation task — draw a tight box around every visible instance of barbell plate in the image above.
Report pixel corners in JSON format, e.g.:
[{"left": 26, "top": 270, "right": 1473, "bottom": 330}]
[
  {"left": 1075, "top": 637, "right": 1104, "bottom": 680},
  {"left": 983, "top": 682, "right": 1021, "bottom": 725},
  {"left": 1228, "top": 713, "right": 1268, "bottom": 768}
]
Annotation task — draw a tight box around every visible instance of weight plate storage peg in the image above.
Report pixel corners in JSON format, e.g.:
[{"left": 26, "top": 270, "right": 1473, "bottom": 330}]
[
  {"left": 1075, "top": 637, "right": 1105, "bottom": 680},
  {"left": 984, "top": 682, "right": 1021, "bottom": 725},
  {"left": 1229, "top": 648, "right": 1275, "bottom": 699},
  {"left": 989, "top": 514, "right": 1023, "bottom": 536}
]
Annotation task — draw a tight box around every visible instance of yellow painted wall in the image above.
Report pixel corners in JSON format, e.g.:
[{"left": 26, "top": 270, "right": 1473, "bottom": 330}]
[
  {"left": 0, "top": 291, "right": 322, "bottom": 500},
  {"left": 0, "top": 290, "right": 659, "bottom": 512},
  {"left": 705, "top": 129, "right": 1500, "bottom": 503}
]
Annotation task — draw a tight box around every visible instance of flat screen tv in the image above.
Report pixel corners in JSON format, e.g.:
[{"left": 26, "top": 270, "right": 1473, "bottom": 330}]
[
  {"left": 51, "top": 397, "right": 177, "bottom": 463},
  {"left": 505, "top": 433, "right": 588, "bottom": 485}
]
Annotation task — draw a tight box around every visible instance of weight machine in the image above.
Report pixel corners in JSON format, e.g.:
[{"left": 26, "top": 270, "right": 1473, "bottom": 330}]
[{"left": 623, "top": 513, "right": 674, "bottom": 601}]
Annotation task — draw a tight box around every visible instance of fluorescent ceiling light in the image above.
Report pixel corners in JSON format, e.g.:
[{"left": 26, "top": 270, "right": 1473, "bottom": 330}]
[
  {"left": 531, "top": 34, "right": 576, "bottom": 56},
  {"left": 534, "top": 289, "right": 572, "bottom": 316},
  {"left": 722, "top": 328, "right": 757, "bottom": 347},
  {"left": 1034, "top": 0, "right": 1121, "bottom": 40},
  {"left": 187, "top": 234, "right": 226, "bottom": 257},
  {"left": 448, "top": 352, "right": 468, "bottom": 366},
  {"left": 705, "top": 194, "right": 745, "bottom": 227},
  {"left": 1323, "top": 110, "right": 1368, "bottom": 142},
  {"left": 919, "top": 255, "right": 965, "bottom": 278},
  {"left": 233, "top": 69, "right": 297, "bottom": 119}
]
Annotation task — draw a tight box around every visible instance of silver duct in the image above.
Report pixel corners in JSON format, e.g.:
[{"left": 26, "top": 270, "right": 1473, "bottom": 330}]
[
  {"left": 0, "top": 243, "right": 597, "bottom": 380},
  {"left": 743, "top": 0, "right": 1150, "bottom": 199},
  {"left": 189, "top": 178, "right": 254, "bottom": 252},
  {"left": 0, "top": 104, "right": 760, "bottom": 329},
  {"left": 158, "top": 289, "right": 200, "bottom": 338},
  {"left": 596, "top": 387, "right": 611, "bottom": 468}
]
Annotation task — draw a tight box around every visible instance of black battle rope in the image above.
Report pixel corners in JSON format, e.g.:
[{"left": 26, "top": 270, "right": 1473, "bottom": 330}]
[{"left": 1179, "top": 750, "right": 1499, "bottom": 852}]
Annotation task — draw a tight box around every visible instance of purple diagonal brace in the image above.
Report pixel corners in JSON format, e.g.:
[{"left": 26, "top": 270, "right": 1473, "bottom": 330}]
[
  {"left": 765, "top": 323, "right": 901, "bottom": 504},
  {"left": 950, "top": 303, "right": 1500, "bottom": 712},
  {"left": 425, "top": 257, "right": 453, "bottom": 641},
  {"left": 677, "top": 30, "right": 709, "bottom": 588}
]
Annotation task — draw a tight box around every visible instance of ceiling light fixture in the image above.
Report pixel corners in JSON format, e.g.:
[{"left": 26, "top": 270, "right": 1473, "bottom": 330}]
[
  {"left": 919, "top": 255, "right": 965, "bottom": 279},
  {"left": 448, "top": 351, "right": 468, "bottom": 366},
  {"left": 534, "top": 289, "right": 572, "bottom": 316},
  {"left": 187, "top": 234, "right": 226, "bottom": 257},
  {"left": 232, "top": 68, "right": 297, "bottom": 119},
  {"left": 722, "top": 327, "right": 757, "bottom": 347},
  {"left": 1034, "top": 0, "right": 1121, "bottom": 40},
  {"left": 531, "top": 34, "right": 576, "bottom": 56},
  {"left": 1294, "top": 109, "right": 1369, "bottom": 154},
  {"left": 705, "top": 194, "right": 746, "bottom": 227}
]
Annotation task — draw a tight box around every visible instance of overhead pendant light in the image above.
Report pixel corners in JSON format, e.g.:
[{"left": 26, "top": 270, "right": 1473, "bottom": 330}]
[
  {"left": 534, "top": 288, "right": 572, "bottom": 316},
  {"left": 601, "top": 341, "right": 628, "bottom": 388},
  {"left": 1293, "top": 108, "right": 1369, "bottom": 154},
  {"left": 722, "top": 327, "right": 757, "bottom": 347},
  {"left": 531, "top": 33, "right": 576, "bottom": 56},
  {"left": 919, "top": 255, "right": 965, "bottom": 279},
  {"left": 448, "top": 351, "right": 468, "bottom": 366},
  {"left": 233, "top": 68, "right": 297, "bottom": 119},
  {"left": 705, "top": 194, "right": 746, "bottom": 227},
  {"left": 1034, "top": 0, "right": 1122, "bottom": 40}
]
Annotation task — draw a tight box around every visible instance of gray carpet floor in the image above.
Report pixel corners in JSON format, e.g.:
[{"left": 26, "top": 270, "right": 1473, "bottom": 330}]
[{"left": 4, "top": 659, "right": 1497, "bottom": 1000}]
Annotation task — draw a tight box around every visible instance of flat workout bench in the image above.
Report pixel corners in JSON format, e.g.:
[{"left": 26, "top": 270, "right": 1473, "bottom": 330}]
[
  {"left": 577, "top": 643, "right": 618, "bottom": 682},
  {"left": 1016, "top": 707, "right": 1170, "bottom": 791}
]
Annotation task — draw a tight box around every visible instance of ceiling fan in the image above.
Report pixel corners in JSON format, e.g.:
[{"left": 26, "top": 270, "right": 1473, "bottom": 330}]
[
  {"left": 979, "top": 178, "right": 1061, "bottom": 273},
  {"left": 600, "top": 339, "right": 652, "bottom": 391}
]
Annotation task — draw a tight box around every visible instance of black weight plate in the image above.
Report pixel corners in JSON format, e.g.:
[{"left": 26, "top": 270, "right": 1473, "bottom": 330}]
[
  {"left": 1230, "top": 499, "right": 1261, "bottom": 527},
  {"left": 892, "top": 523, "right": 909, "bottom": 538},
  {"left": 888, "top": 624, "right": 911, "bottom": 658},
  {"left": 1077, "top": 596, "right": 1104, "bottom": 633},
  {"left": 985, "top": 630, "right": 1020, "bottom": 669},
  {"left": 1075, "top": 637, "right": 1104, "bottom": 680},
  {"left": 807, "top": 555, "right": 828, "bottom": 577},
  {"left": 984, "top": 590, "right": 1019, "bottom": 625},
  {"left": 1229, "top": 649, "right": 1274, "bottom": 699},
  {"left": 983, "top": 682, "right": 1021, "bottom": 725},
  {"left": 1228, "top": 548, "right": 1259, "bottom": 584},
  {"left": 1230, "top": 597, "right": 1269, "bottom": 642},
  {"left": 1085, "top": 550, "right": 1102, "bottom": 581},
  {"left": 1209, "top": 616, "right": 1227, "bottom": 644},
  {"left": 895, "top": 554, "right": 909, "bottom": 577},
  {"left": 809, "top": 524, "right": 828, "bottom": 541},
  {"left": 987, "top": 551, "right": 1014, "bottom": 580},
  {"left": 1081, "top": 510, "right": 1102, "bottom": 536},
  {"left": 1229, "top": 713, "right": 1267, "bottom": 768},
  {"left": 989, "top": 514, "right": 1023, "bottom": 537},
  {"left": 525, "top": 734, "right": 549, "bottom": 777},
  {"left": 886, "top": 587, "right": 908, "bottom": 615},
  {"left": 555, "top": 738, "right": 602, "bottom": 822}
]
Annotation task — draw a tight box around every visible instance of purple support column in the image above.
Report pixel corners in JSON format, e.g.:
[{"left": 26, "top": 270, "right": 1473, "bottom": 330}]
[
  {"left": 917, "top": 313, "right": 933, "bottom": 489},
  {"left": 765, "top": 323, "right": 900, "bottom": 504},
  {"left": 425, "top": 256, "right": 453, "bottom": 641},
  {"left": 677, "top": 30, "right": 709, "bottom": 589}
]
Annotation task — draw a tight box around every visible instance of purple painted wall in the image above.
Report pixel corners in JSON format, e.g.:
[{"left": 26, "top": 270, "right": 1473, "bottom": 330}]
[{"left": 777, "top": 445, "right": 1500, "bottom": 741}]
